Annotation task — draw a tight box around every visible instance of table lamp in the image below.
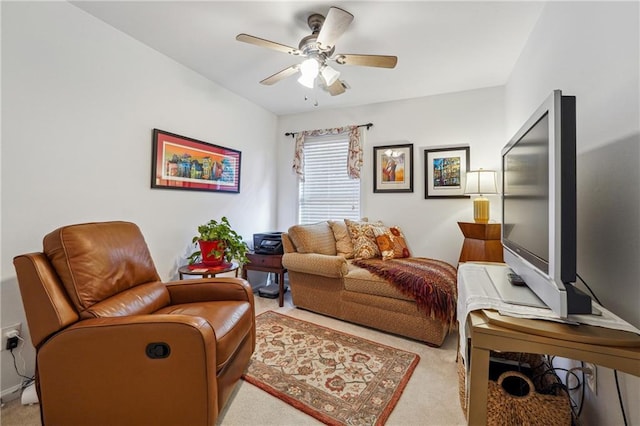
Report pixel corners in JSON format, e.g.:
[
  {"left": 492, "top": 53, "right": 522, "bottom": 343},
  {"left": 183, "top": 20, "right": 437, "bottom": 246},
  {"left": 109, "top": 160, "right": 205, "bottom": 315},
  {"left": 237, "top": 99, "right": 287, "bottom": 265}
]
[{"left": 464, "top": 169, "right": 498, "bottom": 223}]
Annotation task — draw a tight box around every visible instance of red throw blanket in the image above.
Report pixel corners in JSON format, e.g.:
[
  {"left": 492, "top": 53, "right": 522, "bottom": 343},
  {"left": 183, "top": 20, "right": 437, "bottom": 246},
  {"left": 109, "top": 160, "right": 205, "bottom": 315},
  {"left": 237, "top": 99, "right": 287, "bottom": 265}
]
[{"left": 352, "top": 257, "right": 458, "bottom": 327}]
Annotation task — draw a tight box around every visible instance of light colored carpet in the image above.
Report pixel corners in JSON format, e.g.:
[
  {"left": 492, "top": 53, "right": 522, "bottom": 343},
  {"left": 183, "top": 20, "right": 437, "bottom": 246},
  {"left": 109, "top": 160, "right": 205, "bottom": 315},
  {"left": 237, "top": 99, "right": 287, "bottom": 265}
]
[{"left": 0, "top": 291, "right": 465, "bottom": 425}]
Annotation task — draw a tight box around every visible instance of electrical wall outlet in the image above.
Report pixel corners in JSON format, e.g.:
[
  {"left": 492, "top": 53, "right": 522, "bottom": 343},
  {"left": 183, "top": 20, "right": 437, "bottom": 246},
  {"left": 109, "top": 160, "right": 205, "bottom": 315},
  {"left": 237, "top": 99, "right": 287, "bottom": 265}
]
[
  {"left": 1, "top": 323, "right": 22, "bottom": 352},
  {"left": 584, "top": 362, "right": 597, "bottom": 394}
]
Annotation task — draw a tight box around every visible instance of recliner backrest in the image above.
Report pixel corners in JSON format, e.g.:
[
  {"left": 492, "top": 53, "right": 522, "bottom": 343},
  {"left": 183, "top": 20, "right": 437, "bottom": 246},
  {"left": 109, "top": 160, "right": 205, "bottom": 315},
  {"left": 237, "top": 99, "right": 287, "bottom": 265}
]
[{"left": 43, "top": 221, "right": 167, "bottom": 318}]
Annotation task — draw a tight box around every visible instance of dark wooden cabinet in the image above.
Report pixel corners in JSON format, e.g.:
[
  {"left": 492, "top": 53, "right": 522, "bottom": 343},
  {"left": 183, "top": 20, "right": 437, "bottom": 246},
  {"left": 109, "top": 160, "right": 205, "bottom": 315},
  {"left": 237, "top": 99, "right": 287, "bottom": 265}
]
[
  {"left": 242, "top": 253, "right": 287, "bottom": 307},
  {"left": 457, "top": 222, "right": 504, "bottom": 264}
]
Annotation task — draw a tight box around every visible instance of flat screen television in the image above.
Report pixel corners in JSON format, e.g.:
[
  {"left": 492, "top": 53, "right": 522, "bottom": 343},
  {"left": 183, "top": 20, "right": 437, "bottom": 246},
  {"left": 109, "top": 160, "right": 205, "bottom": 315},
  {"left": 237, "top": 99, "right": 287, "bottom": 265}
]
[{"left": 501, "top": 90, "right": 591, "bottom": 318}]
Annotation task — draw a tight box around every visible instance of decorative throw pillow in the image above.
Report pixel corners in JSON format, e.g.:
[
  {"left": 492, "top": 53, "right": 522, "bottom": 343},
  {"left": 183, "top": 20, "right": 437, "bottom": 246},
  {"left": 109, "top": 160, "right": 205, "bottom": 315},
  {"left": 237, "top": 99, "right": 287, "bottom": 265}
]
[
  {"left": 345, "top": 219, "right": 383, "bottom": 259},
  {"left": 328, "top": 220, "right": 354, "bottom": 259},
  {"left": 373, "top": 226, "right": 411, "bottom": 260}
]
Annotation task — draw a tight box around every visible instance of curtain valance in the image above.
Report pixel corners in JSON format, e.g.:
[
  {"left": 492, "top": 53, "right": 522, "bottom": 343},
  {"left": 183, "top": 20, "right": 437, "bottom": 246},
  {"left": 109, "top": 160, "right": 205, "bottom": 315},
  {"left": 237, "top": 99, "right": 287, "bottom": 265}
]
[{"left": 292, "top": 125, "right": 364, "bottom": 181}]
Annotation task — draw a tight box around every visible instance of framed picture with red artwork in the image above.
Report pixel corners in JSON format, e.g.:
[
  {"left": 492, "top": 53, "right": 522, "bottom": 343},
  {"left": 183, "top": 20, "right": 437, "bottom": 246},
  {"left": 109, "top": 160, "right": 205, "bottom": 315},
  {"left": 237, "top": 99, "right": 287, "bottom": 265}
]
[{"left": 151, "top": 129, "right": 241, "bottom": 193}]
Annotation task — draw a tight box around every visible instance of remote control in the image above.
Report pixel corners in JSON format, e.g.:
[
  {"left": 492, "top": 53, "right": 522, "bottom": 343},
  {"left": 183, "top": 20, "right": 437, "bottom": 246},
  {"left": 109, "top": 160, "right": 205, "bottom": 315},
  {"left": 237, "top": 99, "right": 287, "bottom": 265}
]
[{"left": 507, "top": 272, "right": 526, "bottom": 286}]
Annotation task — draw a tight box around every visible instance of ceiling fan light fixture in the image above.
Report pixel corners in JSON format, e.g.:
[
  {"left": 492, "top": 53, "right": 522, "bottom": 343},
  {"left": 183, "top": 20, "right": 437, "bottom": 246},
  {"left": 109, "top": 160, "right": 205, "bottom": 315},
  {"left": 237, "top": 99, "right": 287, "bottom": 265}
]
[
  {"left": 298, "top": 58, "right": 320, "bottom": 88},
  {"left": 320, "top": 65, "right": 340, "bottom": 86},
  {"left": 297, "top": 73, "right": 316, "bottom": 89},
  {"left": 299, "top": 58, "right": 319, "bottom": 79}
]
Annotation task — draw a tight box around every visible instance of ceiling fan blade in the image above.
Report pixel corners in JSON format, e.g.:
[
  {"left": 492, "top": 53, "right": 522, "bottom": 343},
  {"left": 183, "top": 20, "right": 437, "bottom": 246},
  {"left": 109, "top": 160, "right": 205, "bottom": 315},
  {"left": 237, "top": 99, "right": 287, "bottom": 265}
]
[
  {"left": 327, "top": 80, "right": 347, "bottom": 96},
  {"left": 334, "top": 54, "right": 398, "bottom": 69},
  {"left": 236, "top": 33, "right": 300, "bottom": 55},
  {"left": 260, "top": 65, "right": 299, "bottom": 86},
  {"left": 316, "top": 7, "right": 354, "bottom": 50}
]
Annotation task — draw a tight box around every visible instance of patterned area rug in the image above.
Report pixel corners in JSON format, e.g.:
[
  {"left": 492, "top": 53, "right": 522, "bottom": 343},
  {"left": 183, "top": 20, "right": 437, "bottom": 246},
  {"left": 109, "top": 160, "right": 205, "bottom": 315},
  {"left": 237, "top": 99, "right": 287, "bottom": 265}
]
[{"left": 242, "top": 311, "right": 420, "bottom": 425}]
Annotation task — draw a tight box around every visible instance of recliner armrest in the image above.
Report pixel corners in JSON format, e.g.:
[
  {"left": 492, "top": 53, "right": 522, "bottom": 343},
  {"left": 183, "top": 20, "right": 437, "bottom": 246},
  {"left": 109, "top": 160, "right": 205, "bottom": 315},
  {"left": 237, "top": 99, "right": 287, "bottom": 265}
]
[
  {"left": 282, "top": 252, "right": 348, "bottom": 278},
  {"left": 165, "top": 277, "right": 254, "bottom": 307},
  {"left": 48, "top": 314, "right": 216, "bottom": 347}
]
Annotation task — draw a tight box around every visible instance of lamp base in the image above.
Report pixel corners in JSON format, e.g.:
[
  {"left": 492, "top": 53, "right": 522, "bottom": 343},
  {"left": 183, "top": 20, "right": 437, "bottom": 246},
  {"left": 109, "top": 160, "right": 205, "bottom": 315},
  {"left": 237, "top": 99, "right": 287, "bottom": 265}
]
[{"left": 473, "top": 197, "right": 490, "bottom": 223}]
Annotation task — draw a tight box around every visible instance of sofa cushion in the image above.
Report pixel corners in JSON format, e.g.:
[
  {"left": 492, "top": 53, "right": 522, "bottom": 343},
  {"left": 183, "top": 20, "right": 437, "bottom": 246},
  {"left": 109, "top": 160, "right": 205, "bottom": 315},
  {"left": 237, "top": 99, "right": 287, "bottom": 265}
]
[
  {"left": 288, "top": 222, "right": 337, "bottom": 256},
  {"left": 343, "top": 262, "right": 414, "bottom": 302},
  {"left": 345, "top": 219, "right": 382, "bottom": 259},
  {"left": 373, "top": 226, "right": 411, "bottom": 260},
  {"left": 328, "top": 220, "right": 354, "bottom": 258}
]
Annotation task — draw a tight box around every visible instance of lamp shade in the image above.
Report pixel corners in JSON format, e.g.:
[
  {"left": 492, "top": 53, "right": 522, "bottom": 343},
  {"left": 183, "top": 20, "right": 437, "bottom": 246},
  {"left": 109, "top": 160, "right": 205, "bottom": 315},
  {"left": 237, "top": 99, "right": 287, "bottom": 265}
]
[
  {"left": 464, "top": 169, "right": 497, "bottom": 224},
  {"left": 464, "top": 169, "right": 498, "bottom": 195}
]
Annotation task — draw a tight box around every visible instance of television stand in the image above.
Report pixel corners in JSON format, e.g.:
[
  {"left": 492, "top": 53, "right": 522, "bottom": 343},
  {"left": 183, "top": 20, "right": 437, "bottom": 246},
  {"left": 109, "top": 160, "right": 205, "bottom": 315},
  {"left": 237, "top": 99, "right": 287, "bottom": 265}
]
[
  {"left": 458, "top": 263, "right": 640, "bottom": 424},
  {"left": 465, "top": 310, "right": 640, "bottom": 425}
]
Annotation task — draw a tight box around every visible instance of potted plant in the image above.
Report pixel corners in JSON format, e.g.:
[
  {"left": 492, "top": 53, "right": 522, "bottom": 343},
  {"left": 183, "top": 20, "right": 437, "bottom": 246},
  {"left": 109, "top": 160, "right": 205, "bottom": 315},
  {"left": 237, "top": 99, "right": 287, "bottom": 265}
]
[{"left": 188, "top": 217, "right": 249, "bottom": 266}]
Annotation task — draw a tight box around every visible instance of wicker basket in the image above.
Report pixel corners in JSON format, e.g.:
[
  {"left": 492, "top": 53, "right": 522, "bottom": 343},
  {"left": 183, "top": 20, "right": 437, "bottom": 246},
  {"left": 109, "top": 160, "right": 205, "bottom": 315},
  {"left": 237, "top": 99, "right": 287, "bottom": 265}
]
[
  {"left": 457, "top": 352, "right": 572, "bottom": 425},
  {"left": 487, "top": 371, "right": 572, "bottom": 425}
]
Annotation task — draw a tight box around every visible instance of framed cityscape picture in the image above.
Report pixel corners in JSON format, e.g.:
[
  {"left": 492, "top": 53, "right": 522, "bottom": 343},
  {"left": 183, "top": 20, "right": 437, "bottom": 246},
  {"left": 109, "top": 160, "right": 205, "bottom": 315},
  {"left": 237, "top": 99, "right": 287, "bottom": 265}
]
[
  {"left": 373, "top": 143, "right": 414, "bottom": 193},
  {"left": 424, "top": 146, "right": 470, "bottom": 198},
  {"left": 151, "top": 129, "right": 241, "bottom": 193}
]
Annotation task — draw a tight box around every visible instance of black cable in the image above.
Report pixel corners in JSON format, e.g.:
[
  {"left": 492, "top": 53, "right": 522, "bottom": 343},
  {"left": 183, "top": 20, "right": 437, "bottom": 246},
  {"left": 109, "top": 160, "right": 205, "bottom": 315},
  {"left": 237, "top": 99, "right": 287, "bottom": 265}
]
[
  {"left": 532, "top": 356, "right": 586, "bottom": 426},
  {"left": 549, "top": 351, "right": 583, "bottom": 423},
  {"left": 537, "top": 367, "right": 580, "bottom": 391},
  {"left": 576, "top": 273, "right": 628, "bottom": 425},
  {"left": 10, "top": 348, "right": 34, "bottom": 381},
  {"left": 614, "top": 370, "right": 628, "bottom": 426},
  {"left": 576, "top": 273, "right": 603, "bottom": 305},
  {"left": 577, "top": 363, "right": 586, "bottom": 417}
]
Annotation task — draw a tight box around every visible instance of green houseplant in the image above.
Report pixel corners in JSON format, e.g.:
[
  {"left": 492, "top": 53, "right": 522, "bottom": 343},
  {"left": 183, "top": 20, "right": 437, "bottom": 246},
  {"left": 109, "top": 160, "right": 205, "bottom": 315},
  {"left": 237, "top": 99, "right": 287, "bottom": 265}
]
[{"left": 188, "top": 217, "right": 249, "bottom": 266}]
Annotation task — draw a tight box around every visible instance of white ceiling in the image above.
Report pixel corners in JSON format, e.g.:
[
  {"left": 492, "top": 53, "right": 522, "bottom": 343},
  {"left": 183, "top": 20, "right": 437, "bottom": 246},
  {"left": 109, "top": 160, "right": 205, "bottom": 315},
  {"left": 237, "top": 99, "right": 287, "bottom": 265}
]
[{"left": 71, "top": 1, "right": 545, "bottom": 116}]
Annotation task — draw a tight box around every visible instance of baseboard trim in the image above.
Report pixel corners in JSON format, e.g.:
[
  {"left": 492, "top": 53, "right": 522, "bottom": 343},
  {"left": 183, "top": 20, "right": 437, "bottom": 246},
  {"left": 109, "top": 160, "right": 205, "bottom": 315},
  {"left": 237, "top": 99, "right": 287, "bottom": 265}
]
[{"left": 1, "top": 383, "right": 22, "bottom": 401}]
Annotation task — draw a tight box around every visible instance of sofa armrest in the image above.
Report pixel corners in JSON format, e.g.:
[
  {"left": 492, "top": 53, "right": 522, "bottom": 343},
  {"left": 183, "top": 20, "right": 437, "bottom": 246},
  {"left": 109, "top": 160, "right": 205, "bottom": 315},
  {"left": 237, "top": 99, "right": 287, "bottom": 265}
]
[
  {"left": 282, "top": 252, "right": 348, "bottom": 278},
  {"left": 165, "top": 278, "right": 254, "bottom": 306}
]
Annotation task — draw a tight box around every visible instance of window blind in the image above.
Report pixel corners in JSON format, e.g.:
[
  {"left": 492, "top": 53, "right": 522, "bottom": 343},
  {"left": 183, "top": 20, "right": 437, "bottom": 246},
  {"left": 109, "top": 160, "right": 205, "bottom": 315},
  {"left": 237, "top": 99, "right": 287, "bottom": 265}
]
[{"left": 298, "top": 135, "right": 361, "bottom": 224}]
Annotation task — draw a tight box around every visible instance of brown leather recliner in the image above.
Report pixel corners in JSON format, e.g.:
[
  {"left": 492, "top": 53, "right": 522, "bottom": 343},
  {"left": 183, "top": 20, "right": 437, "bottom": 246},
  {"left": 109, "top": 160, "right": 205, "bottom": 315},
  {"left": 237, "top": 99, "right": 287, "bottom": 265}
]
[{"left": 13, "top": 221, "right": 255, "bottom": 426}]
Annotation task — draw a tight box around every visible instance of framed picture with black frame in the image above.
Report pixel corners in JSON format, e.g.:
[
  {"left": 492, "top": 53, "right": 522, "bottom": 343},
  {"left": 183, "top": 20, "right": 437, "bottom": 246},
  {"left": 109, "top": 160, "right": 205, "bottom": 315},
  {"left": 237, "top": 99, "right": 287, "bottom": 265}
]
[
  {"left": 151, "top": 129, "right": 241, "bottom": 193},
  {"left": 373, "top": 143, "right": 414, "bottom": 193},
  {"left": 424, "top": 146, "right": 470, "bottom": 198}
]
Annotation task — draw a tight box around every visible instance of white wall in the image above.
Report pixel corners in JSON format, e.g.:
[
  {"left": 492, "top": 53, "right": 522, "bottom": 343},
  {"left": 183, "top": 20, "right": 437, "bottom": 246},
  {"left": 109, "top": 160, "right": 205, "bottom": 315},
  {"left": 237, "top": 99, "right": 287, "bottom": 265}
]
[
  {"left": 1, "top": 2, "right": 278, "bottom": 396},
  {"left": 505, "top": 2, "right": 639, "bottom": 425},
  {"left": 277, "top": 87, "right": 506, "bottom": 264}
]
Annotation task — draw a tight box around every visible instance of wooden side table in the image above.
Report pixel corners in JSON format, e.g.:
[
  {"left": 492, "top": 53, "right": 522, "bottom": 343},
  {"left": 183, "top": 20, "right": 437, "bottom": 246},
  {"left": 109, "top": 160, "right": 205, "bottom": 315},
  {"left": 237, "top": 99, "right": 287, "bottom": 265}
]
[
  {"left": 242, "top": 252, "right": 287, "bottom": 307},
  {"left": 457, "top": 222, "right": 503, "bottom": 264},
  {"left": 178, "top": 262, "right": 239, "bottom": 279},
  {"left": 466, "top": 310, "right": 640, "bottom": 425}
]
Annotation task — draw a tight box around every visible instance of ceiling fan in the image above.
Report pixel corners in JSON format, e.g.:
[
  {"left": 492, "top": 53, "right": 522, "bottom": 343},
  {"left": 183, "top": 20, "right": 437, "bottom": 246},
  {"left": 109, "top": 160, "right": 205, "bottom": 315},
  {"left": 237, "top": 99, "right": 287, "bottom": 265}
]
[{"left": 236, "top": 6, "right": 398, "bottom": 96}]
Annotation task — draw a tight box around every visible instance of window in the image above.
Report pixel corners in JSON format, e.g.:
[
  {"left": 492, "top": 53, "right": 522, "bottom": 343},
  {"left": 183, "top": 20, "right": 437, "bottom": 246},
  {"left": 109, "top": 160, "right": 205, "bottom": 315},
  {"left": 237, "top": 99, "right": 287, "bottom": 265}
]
[{"left": 298, "top": 134, "right": 360, "bottom": 224}]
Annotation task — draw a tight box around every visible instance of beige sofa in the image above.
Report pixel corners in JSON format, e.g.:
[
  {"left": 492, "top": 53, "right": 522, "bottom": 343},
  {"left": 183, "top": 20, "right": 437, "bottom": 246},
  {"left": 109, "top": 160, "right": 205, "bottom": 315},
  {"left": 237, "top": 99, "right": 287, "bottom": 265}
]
[{"left": 281, "top": 220, "right": 456, "bottom": 347}]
